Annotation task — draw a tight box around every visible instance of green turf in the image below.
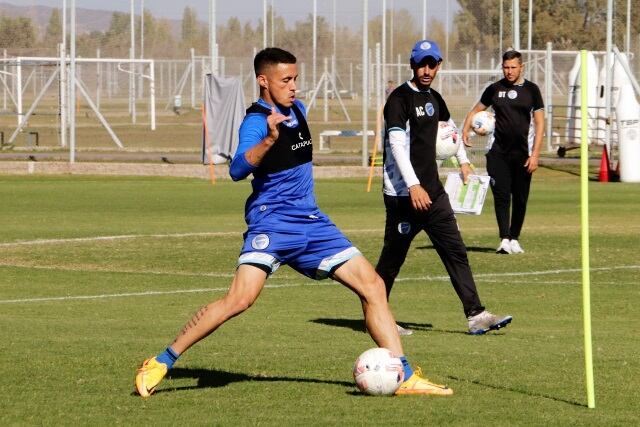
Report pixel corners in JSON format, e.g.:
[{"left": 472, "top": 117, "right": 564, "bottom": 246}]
[{"left": 0, "top": 169, "right": 638, "bottom": 425}]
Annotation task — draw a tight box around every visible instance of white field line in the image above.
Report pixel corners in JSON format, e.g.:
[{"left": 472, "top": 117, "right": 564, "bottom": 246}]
[
  {"left": 0, "top": 224, "right": 638, "bottom": 248},
  {"left": 395, "top": 265, "right": 640, "bottom": 282},
  {"left": 0, "top": 282, "right": 322, "bottom": 304},
  {"left": 0, "top": 265, "right": 637, "bottom": 305}
]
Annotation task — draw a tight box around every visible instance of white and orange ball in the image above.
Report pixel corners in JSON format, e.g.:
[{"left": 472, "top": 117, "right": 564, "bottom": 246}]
[
  {"left": 353, "top": 347, "right": 404, "bottom": 396},
  {"left": 436, "top": 121, "right": 461, "bottom": 160},
  {"left": 471, "top": 110, "right": 495, "bottom": 136}
]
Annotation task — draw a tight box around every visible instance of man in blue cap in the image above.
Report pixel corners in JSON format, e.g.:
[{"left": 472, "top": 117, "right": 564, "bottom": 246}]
[{"left": 375, "top": 40, "right": 513, "bottom": 336}]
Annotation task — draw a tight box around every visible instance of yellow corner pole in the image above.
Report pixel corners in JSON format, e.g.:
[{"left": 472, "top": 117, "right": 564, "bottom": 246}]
[
  {"left": 366, "top": 104, "right": 383, "bottom": 192},
  {"left": 201, "top": 104, "right": 216, "bottom": 185},
  {"left": 579, "top": 50, "right": 595, "bottom": 409}
]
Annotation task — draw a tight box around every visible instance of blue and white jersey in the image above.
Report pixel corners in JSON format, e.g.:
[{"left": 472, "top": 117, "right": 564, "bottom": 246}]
[{"left": 230, "top": 98, "right": 317, "bottom": 222}]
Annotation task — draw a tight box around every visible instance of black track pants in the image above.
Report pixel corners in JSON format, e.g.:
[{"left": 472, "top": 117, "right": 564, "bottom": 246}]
[
  {"left": 486, "top": 149, "right": 532, "bottom": 240},
  {"left": 375, "top": 192, "right": 484, "bottom": 318}
]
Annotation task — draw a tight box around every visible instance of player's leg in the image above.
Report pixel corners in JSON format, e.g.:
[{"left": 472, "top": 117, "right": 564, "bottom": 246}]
[
  {"left": 135, "top": 265, "right": 267, "bottom": 397},
  {"left": 332, "top": 255, "right": 452, "bottom": 395},
  {"left": 170, "top": 265, "right": 268, "bottom": 354},
  {"left": 375, "top": 195, "right": 419, "bottom": 299},
  {"left": 424, "top": 193, "right": 513, "bottom": 335},
  {"left": 422, "top": 193, "right": 484, "bottom": 317},
  {"left": 508, "top": 153, "right": 533, "bottom": 253},
  {"left": 486, "top": 150, "right": 513, "bottom": 253},
  {"left": 334, "top": 255, "right": 402, "bottom": 354}
]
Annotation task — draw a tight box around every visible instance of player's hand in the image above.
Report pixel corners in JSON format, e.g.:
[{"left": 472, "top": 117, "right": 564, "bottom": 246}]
[
  {"left": 265, "top": 107, "right": 291, "bottom": 145},
  {"left": 462, "top": 128, "right": 473, "bottom": 147},
  {"left": 408, "top": 184, "right": 432, "bottom": 211},
  {"left": 525, "top": 154, "right": 539, "bottom": 173},
  {"left": 460, "top": 163, "right": 473, "bottom": 184}
]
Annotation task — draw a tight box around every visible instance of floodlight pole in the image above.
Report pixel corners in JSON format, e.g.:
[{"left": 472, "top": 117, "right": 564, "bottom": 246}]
[
  {"left": 270, "top": 0, "right": 275, "bottom": 46},
  {"left": 332, "top": 0, "right": 336, "bottom": 61},
  {"left": 579, "top": 50, "right": 596, "bottom": 410},
  {"left": 625, "top": 0, "right": 631, "bottom": 54},
  {"left": 69, "top": 0, "right": 76, "bottom": 163},
  {"left": 262, "top": 0, "right": 267, "bottom": 48},
  {"left": 527, "top": 0, "right": 532, "bottom": 55},
  {"left": 139, "top": 0, "right": 144, "bottom": 98},
  {"left": 512, "top": 0, "right": 520, "bottom": 50},
  {"left": 605, "top": 0, "right": 613, "bottom": 158},
  {"left": 130, "top": 0, "right": 136, "bottom": 124},
  {"left": 421, "top": 0, "right": 426, "bottom": 40},
  {"left": 362, "top": 0, "right": 369, "bottom": 167},
  {"left": 61, "top": 0, "right": 67, "bottom": 145},
  {"left": 209, "top": 0, "right": 217, "bottom": 75},
  {"left": 313, "top": 0, "right": 317, "bottom": 93},
  {"left": 499, "top": 0, "right": 503, "bottom": 55},
  {"left": 445, "top": 0, "right": 449, "bottom": 60},
  {"left": 382, "top": 0, "right": 386, "bottom": 95},
  {"left": 59, "top": 43, "right": 67, "bottom": 148}
]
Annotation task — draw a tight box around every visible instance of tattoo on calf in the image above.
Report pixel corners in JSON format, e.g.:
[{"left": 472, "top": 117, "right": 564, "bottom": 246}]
[{"left": 178, "top": 306, "right": 208, "bottom": 337}]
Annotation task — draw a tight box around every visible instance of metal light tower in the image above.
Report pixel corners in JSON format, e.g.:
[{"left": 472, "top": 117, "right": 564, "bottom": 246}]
[
  {"left": 69, "top": 0, "right": 76, "bottom": 162},
  {"left": 210, "top": 0, "right": 217, "bottom": 75},
  {"left": 362, "top": 0, "right": 369, "bottom": 167}
]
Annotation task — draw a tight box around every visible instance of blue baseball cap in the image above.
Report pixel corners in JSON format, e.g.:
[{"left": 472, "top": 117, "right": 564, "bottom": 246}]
[{"left": 410, "top": 40, "right": 442, "bottom": 63}]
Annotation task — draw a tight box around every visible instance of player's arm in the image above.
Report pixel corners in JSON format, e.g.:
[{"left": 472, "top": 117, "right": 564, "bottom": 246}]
[
  {"left": 525, "top": 109, "right": 545, "bottom": 173},
  {"left": 229, "top": 107, "right": 290, "bottom": 181}
]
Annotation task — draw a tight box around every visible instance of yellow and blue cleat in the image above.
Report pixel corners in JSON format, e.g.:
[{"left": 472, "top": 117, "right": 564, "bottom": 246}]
[
  {"left": 135, "top": 357, "right": 168, "bottom": 397},
  {"left": 395, "top": 367, "right": 453, "bottom": 396}
]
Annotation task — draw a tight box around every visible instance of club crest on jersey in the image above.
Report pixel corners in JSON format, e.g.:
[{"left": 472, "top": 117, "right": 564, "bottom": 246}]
[
  {"left": 282, "top": 114, "right": 299, "bottom": 128},
  {"left": 251, "top": 234, "right": 270, "bottom": 250},
  {"left": 508, "top": 89, "right": 518, "bottom": 99},
  {"left": 397, "top": 222, "right": 411, "bottom": 235},
  {"left": 415, "top": 102, "right": 434, "bottom": 117}
]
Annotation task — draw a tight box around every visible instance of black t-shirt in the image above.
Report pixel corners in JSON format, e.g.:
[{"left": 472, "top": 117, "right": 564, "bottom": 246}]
[
  {"left": 384, "top": 82, "right": 450, "bottom": 197},
  {"left": 480, "top": 78, "right": 544, "bottom": 154}
]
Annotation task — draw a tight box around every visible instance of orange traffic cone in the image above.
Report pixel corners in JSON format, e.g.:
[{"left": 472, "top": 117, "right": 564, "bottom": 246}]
[{"left": 598, "top": 146, "right": 610, "bottom": 182}]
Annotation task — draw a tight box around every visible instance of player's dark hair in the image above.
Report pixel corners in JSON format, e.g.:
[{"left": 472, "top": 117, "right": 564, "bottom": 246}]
[
  {"left": 502, "top": 50, "right": 522, "bottom": 63},
  {"left": 254, "top": 48, "right": 297, "bottom": 76}
]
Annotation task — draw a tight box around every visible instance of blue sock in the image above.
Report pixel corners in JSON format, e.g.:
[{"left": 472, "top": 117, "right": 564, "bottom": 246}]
[
  {"left": 156, "top": 346, "right": 179, "bottom": 369},
  {"left": 399, "top": 356, "right": 414, "bottom": 379}
]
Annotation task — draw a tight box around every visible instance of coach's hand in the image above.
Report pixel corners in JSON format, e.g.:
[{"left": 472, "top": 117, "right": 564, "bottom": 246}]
[
  {"left": 266, "top": 107, "right": 291, "bottom": 145},
  {"left": 461, "top": 128, "right": 473, "bottom": 147},
  {"left": 460, "top": 163, "right": 473, "bottom": 184},
  {"left": 408, "top": 184, "right": 432, "bottom": 211},
  {"left": 525, "top": 154, "right": 539, "bottom": 173}
]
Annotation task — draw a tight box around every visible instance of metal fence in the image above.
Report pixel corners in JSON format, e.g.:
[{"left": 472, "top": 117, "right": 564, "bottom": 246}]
[{"left": 0, "top": 0, "right": 637, "bottom": 165}]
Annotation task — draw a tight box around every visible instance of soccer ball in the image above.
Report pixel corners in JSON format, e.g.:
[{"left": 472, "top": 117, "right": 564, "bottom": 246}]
[
  {"left": 471, "top": 110, "right": 495, "bottom": 136},
  {"left": 435, "top": 121, "right": 461, "bottom": 160},
  {"left": 353, "top": 347, "right": 404, "bottom": 396}
]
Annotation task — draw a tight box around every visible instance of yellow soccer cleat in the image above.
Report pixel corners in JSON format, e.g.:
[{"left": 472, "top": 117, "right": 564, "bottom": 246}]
[
  {"left": 395, "top": 367, "right": 453, "bottom": 396},
  {"left": 135, "top": 357, "right": 168, "bottom": 397}
]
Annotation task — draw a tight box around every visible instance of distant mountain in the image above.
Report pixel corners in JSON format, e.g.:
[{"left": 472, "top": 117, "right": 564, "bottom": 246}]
[{"left": 0, "top": 2, "right": 181, "bottom": 36}]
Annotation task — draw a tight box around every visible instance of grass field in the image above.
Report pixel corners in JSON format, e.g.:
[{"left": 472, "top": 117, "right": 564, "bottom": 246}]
[{"left": 0, "top": 169, "right": 638, "bottom": 425}]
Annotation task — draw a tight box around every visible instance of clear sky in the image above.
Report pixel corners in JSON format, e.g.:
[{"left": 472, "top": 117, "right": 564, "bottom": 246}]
[{"left": 15, "top": 0, "right": 458, "bottom": 29}]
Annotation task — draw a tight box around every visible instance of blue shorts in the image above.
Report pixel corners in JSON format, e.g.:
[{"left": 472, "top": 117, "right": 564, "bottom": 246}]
[{"left": 238, "top": 210, "right": 360, "bottom": 280}]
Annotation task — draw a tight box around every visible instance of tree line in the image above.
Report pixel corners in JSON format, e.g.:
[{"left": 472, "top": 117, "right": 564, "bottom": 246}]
[{"left": 0, "top": 2, "right": 636, "bottom": 64}]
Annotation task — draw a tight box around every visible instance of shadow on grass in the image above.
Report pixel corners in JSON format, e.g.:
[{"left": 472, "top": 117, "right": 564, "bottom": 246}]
[
  {"left": 415, "top": 245, "right": 496, "bottom": 253},
  {"left": 446, "top": 375, "right": 586, "bottom": 407},
  {"left": 310, "top": 317, "right": 445, "bottom": 334},
  {"left": 149, "top": 367, "right": 354, "bottom": 395},
  {"left": 311, "top": 318, "right": 513, "bottom": 337}
]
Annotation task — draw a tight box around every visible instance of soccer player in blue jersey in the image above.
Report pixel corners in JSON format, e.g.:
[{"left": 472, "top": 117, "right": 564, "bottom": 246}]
[{"left": 135, "top": 47, "right": 452, "bottom": 397}]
